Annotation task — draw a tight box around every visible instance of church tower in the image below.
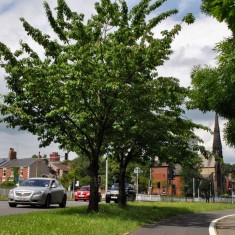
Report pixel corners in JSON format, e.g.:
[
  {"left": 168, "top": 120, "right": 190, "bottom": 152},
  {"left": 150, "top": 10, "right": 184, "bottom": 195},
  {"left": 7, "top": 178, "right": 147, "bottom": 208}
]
[
  {"left": 212, "top": 113, "right": 224, "bottom": 195},
  {"left": 212, "top": 113, "right": 223, "bottom": 159}
]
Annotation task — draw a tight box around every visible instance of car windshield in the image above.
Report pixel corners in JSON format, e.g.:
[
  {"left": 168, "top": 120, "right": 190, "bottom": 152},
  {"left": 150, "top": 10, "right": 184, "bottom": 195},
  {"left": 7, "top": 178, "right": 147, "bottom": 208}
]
[
  {"left": 80, "top": 186, "right": 90, "bottom": 191},
  {"left": 20, "top": 179, "right": 50, "bottom": 187},
  {"left": 110, "top": 183, "right": 131, "bottom": 190},
  {"left": 111, "top": 183, "right": 119, "bottom": 190}
]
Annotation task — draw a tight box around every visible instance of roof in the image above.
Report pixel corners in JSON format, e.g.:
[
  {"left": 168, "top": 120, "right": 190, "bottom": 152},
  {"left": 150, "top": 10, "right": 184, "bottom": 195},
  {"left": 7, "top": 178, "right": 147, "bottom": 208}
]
[
  {"left": 49, "top": 163, "right": 70, "bottom": 171},
  {"left": 201, "top": 155, "right": 216, "bottom": 168},
  {"left": 2, "top": 158, "right": 37, "bottom": 167},
  {"left": 0, "top": 158, "right": 9, "bottom": 166}
]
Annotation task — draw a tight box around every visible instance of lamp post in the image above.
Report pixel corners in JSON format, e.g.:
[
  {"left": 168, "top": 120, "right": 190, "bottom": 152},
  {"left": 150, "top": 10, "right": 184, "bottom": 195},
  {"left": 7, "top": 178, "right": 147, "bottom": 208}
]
[
  {"left": 105, "top": 156, "right": 108, "bottom": 194},
  {"left": 193, "top": 178, "right": 195, "bottom": 201}
]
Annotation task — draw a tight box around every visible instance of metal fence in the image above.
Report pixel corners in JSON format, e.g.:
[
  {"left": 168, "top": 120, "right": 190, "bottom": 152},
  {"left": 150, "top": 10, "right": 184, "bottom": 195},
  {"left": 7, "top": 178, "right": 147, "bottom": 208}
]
[
  {"left": 1, "top": 189, "right": 234, "bottom": 204},
  {"left": 0, "top": 189, "right": 10, "bottom": 197},
  {"left": 136, "top": 194, "right": 235, "bottom": 203}
]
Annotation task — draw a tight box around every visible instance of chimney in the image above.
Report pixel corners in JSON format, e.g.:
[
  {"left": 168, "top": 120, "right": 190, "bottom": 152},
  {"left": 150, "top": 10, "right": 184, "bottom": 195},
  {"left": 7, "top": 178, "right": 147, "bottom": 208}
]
[
  {"left": 49, "top": 152, "right": 60, "bottom": 162},
  {"left": 9, "top": 148, "right": 17, "bottom": 161}
]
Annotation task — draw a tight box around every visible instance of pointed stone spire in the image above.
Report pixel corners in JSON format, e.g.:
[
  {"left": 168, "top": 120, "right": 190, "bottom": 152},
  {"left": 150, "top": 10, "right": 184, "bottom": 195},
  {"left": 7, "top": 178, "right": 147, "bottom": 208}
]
[{"left": 212, "top": 113, "right": 223, "bottom": 159}]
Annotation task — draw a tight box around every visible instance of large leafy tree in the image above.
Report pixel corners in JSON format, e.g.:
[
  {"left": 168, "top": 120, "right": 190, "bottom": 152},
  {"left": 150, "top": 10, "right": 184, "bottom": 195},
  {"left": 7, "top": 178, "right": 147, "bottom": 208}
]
[
  {"left": 201, "top": 0, "right": 235, "bottom": 35},
  {"left": 107, "top": 77, "right": 208, "bottom": 206},
  {"left": 188, "top": 0, "right": 235, "bottom": 148},
  {"left": 0, "top": 0, "right": 195, "bottom": 212}
]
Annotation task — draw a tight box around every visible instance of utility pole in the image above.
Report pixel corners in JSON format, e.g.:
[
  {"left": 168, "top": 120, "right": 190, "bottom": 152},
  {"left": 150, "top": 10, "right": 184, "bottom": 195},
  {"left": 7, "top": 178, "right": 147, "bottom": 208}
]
[
  {"left": 105, "top": 156, "right": 108, "bottom": 194},
  {"left": 193, "top": 178, "right": 195, "bottom": 201}
]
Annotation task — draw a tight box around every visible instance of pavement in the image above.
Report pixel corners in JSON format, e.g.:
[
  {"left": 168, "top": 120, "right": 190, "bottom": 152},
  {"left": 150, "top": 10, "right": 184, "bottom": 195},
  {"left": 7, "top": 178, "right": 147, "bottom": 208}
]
[
  {"left": 127, "top": 211, "right": 235, "bottom": 235},
  {"left": 215, "top": 214, "right": 235, "bottom": 235}
]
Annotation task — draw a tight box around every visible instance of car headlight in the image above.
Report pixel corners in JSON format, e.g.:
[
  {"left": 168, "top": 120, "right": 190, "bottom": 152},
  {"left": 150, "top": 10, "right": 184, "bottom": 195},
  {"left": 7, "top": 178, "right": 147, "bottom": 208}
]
[
  {"left": 8, "top": 190, "right": 14, "bottom": 196},
  {"left": 33, "top": 191, "right": 44, "bottom": 196}
]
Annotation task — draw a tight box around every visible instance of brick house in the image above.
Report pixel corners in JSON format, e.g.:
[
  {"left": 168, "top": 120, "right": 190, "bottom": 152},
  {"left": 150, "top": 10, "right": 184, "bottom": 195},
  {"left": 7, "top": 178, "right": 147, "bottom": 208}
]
[
  {"left": 0, "top": 148, "right": 49, "bottom": 184},
  {"left": 47, "top": 152, "right": 70, "bottom": 178},
  {"left": 151, "top": 164, "right": 182, "bottom": 196}
]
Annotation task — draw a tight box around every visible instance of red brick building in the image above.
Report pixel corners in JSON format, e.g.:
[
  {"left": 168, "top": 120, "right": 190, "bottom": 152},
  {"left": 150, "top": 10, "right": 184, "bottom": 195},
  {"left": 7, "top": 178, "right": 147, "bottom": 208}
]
[
  {"left": 151, "top": 164, "right": 182, "bottom": 196},
  {"left": 0, "top": 148, "right": 49, "bottom": 184}
]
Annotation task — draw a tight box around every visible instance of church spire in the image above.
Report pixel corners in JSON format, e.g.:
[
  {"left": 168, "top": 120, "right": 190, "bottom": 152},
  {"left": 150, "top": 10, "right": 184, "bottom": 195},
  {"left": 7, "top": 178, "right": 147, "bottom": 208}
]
[{"left": 212, "top": 113, "right": 223, "bottom": 159}]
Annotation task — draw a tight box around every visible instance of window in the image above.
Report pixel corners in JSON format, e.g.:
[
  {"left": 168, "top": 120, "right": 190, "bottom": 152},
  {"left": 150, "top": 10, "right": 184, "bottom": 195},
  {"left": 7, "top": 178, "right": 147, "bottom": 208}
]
[
  {"left": 3, "top": 168, "right": 6, "bottom": 177},
  {"left": 20, "top": 167, "right": 23, "bottom": 176},
  {"left": 10, "top": 169, "right": 14, "bottom": 177}
]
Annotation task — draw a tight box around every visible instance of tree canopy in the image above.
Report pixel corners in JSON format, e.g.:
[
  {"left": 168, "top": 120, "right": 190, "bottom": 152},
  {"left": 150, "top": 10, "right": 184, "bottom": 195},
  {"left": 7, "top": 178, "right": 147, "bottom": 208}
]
[
  {"left": 0, "top": 0, "right": 200, "bottom": 211},
  {"left": 201, "top": 0, "right": 235, "bottom": 34},
  {"left": 189, "top": 0, "right": 235, "bottom": 148}
]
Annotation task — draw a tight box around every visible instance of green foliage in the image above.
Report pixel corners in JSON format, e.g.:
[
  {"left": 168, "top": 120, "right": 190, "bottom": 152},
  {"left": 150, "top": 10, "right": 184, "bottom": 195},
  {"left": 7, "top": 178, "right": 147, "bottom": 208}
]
[
  {"left": 188, "top": 2, "right": 235, "bottom": 148},
  {"left": 223, "top": 163, "right": 235, "bottom": 178},
  {"left": 60, "top": 156, "right": 90, "bottom": 189},
  {"left": 201, "top": 0, "right": 235, "bottom": 34},
  {"left": 0, "top": 0, "right": 200, "bottom": 211},
  {"left": 13, "top": 167, "right": 19, "bottom": 183},
  {"left": 180, "top": 158, "right": 203, "bottom": 197},
  {"left": 1, "top": 180, "right": 15, "bottom": 189}
]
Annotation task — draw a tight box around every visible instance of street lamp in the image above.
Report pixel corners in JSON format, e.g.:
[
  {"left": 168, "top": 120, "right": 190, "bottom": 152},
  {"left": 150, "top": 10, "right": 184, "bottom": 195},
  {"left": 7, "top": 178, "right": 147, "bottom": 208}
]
[{"left": 105, "top": 156, "right": 108, "bottom": 194}]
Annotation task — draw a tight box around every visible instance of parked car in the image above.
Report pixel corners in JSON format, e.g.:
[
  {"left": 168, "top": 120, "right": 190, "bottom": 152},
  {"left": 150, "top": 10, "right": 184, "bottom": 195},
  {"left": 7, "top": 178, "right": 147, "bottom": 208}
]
[
  {"left": 74, "top": 185, "right": 102, "bottom": 202},
  {"left": 105, "top": 183, "right": 136, "bottom": 203},
  {"left": 8, "top": 177, "right": 67, "bottom": 208}
]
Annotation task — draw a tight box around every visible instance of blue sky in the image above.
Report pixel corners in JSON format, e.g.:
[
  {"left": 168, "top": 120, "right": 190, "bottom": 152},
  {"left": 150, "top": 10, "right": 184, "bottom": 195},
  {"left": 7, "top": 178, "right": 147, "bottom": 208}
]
[{"left": 0, "top": 0, "right": 234, "bottom": 163}]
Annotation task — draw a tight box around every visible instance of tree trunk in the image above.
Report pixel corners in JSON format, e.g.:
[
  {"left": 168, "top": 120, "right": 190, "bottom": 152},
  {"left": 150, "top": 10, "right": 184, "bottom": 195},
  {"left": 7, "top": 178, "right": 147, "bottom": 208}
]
[
  {"left": 87, "top": 155, "right": 99, "bottom": 212},
  {"left": 118, "top": 165, "right": 127, "bottom": 208}
]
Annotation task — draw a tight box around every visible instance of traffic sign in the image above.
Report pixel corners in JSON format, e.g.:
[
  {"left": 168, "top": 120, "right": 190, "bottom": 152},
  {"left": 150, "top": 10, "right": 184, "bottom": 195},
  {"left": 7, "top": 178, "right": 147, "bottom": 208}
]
[{"left": 134, "top": 167, "right": 143, "bottom": 174}]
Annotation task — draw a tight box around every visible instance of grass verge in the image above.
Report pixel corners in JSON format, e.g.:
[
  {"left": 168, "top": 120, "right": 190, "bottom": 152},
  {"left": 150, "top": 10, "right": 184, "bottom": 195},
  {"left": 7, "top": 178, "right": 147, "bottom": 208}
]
[{"left": 1, "top": 202, "right": 235, "bottom": 235}]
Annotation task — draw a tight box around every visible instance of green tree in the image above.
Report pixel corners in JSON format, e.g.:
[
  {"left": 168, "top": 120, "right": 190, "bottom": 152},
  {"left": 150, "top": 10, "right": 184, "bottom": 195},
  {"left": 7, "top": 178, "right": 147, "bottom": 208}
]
[
  {"left": 180, "top": 158, "right": 203, "bottom": 197},
  {"left": 188, "top": 1, "right": 235, "bottom": 149},
  {"left": 0, "top": 0, "right": 195, "bottom": 212},
  {"left": 201, "top": 0, "right": 235, "bottom": 35}
]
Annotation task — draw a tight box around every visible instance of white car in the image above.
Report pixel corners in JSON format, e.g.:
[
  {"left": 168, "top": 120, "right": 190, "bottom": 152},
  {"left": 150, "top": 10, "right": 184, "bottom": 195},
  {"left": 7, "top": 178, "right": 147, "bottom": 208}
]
[{"left": 8, "top": 177, "right": 67, "bottom": 208}]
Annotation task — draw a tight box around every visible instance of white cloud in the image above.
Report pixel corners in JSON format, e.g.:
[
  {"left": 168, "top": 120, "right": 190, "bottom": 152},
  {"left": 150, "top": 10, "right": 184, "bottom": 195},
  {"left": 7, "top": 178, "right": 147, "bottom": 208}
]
[{"left": 0, "top": 0, "right": 235, "bottom": 163}]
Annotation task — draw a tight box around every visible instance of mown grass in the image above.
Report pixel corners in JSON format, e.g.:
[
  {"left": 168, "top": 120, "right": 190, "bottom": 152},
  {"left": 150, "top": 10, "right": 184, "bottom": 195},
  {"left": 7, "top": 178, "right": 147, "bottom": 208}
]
[{"left": 1, "top": 202, "right": 235, "bottom": 235}]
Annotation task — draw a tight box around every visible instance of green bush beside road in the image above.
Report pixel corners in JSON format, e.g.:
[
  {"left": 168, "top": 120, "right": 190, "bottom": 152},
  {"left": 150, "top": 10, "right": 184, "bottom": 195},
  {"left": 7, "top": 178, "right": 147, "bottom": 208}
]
[{"left": 0, "top": 202, "right": 235, "bottom": 235}]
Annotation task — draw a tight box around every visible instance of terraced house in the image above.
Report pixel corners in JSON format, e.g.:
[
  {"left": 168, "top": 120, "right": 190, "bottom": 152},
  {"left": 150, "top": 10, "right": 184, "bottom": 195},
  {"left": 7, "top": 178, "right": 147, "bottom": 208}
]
[{"left": 0, "top": 148, "right": 49, "bottom": 184}]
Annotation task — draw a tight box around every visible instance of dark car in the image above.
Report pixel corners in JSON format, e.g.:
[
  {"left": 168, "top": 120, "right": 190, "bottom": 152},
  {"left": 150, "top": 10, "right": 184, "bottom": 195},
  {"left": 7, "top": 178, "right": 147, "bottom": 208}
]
[
  {"left": 8, "top": 177, "right": 67, "bottom": 208},
  {"left": 105, "top": 183, "right": 136, "bottom": 203},
  {"left": 74, "top": 185, "right": 102, "bottom": 202}
]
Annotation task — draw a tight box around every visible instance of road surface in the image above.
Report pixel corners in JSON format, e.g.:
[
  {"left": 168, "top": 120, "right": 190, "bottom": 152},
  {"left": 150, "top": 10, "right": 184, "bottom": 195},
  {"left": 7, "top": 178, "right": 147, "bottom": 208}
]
[{"left": 0, "top": 200, "right": 87, "bottom": 216}]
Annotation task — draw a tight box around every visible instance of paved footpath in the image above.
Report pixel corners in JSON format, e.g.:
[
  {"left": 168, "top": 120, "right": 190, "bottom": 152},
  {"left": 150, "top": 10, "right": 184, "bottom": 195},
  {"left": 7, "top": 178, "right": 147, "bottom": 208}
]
[
  {"left": 128, "top": 210, "right": 235, "bottom": 235},
  {"left": 216, "top": 214, "right": 235, "bottom": 235}
]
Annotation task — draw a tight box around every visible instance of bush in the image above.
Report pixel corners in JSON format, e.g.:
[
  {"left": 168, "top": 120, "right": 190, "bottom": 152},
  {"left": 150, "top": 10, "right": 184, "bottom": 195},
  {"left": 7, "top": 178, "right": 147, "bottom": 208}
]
[{"left": 1, "top": 181, "right": 16, "bottom": 189}]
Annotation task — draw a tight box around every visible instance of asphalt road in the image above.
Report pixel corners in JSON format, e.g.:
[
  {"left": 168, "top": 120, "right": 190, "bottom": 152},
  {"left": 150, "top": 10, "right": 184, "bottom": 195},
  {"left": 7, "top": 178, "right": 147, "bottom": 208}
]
[
  {"left": 0, "top": 200, "right": 87, "bottom": 216},
  {"left": 128, "top": 209, "right": 235, "bottom": 235}
]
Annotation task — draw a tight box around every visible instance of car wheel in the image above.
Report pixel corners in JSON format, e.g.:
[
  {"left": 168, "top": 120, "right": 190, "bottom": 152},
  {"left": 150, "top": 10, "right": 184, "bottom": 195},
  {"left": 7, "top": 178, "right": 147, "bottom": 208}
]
[
  {"left": 9, "top": 203, "right": 17, "bottom": 208},
  {"left": 59, "top": 195, "right": 67, "bottom": 208},
  {"left": 114, "top": 199, "right": 118, "bottom": 203},
  {"left": 44, "top": 195, "right": 51, "bottom": 208},
  {"left": 105, "top": 198, "right": 110, "bottom": 203},
  {"left": 75, "top": 199, "right": 78, "bottom": 201}
]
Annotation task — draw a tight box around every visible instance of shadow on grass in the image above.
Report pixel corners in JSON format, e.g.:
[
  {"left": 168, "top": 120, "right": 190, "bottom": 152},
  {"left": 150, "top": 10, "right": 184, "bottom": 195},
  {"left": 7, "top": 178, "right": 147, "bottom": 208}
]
[
  {"left": 54, "top": 202, "right": 195, "bottom": 225},
  {"left": 53, "top": 201, "right": 235, "bottom": 229}
]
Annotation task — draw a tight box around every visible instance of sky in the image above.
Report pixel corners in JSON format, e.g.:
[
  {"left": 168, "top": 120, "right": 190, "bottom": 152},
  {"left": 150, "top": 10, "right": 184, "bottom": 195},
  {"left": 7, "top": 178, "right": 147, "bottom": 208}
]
[{"left": 0, "top": 0, "right": 234, "bottom": 163}]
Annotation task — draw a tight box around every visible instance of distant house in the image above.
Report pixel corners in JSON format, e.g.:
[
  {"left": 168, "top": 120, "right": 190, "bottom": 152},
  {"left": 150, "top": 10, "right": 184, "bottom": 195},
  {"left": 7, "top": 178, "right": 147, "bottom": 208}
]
[
  {"left": 0, "top": 148, "right": 49, "bottom": 184},
  {"left": 151, "top": 164, "right": 182, "bottom": 196},
  {"left": 0, "top": 158, "right": 9, "bottom": 167},
  {"left": 48, "top": 152, "right": 70, "bottom": 178}
]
